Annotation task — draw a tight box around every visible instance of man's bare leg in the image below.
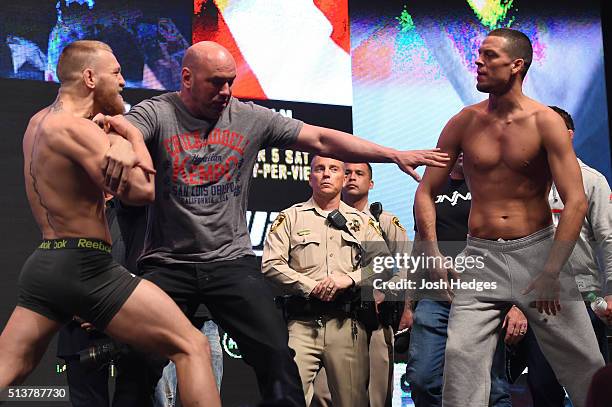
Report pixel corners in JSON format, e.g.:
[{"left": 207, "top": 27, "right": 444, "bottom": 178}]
[
  {"left": 0, "top": 307, "right": 62, "bottom": 385},
  {"left": 104, "top": 280, "right": 221, "bottom": 407}
]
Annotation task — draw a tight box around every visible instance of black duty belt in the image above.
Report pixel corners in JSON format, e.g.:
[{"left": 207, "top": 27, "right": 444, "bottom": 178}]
[{"left": 276, "top": 296, "right": 352, "bottom": 320}]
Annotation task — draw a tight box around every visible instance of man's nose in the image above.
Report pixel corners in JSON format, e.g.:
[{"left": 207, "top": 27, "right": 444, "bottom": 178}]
[{"left": 220, "top": 82, "right": 231, "bottom": 96}]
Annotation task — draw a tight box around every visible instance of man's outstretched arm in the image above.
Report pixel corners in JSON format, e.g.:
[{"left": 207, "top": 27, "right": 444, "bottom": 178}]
[{"left": 292, "top": 124, "right": 450, "bottom": 181}]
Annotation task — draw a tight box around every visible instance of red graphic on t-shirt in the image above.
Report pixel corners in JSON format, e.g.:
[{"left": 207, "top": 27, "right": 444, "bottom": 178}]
[{"left": 164, "top": 128, "right": 249, "bottom": 185}]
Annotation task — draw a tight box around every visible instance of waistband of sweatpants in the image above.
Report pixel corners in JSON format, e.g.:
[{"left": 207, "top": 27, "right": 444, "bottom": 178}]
[
  {"left": 466, "top": 224, "right": 554, "bottom": 252},
  {"left": 37, "top": 238, "right": 112, "bottom": 253}
]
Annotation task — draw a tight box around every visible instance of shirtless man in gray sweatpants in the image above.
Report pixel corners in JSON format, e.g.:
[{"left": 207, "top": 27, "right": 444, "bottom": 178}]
[{"left": 414, "top": 28, "right": 605, "bottom": 407}]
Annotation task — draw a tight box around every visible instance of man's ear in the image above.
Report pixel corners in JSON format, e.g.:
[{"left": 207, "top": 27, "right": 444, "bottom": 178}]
[
  {"left": 181, "top": 67, "right": 192, "bottom": 89},
  {"left": 511, "top": 58, "right": 525, "bottom": 76},
  {"left": 83, "top": 68, "right": 95, "bottom": 89}
]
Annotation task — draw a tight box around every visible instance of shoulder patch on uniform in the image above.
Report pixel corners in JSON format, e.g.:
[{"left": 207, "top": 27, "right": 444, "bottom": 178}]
[
  {"left": 392, "top": 216, "right": 406, "bottom": 232},
  {"left": 348, "top": 219, "right": 361, "bottom": 233},
  {"left": 368, "top": 218, "right": 383, "bottom": 237},
  {"left": 270, "top": 213, "right": 287, "bottom": 234}
]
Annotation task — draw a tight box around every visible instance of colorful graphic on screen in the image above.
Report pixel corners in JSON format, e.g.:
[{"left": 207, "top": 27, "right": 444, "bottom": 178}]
[
  {"left": 193, "top": 0, "right": 352, "bottom": 106},
  {"left": 0, "top": 0, "right": 192, "bottom": 90},
  {"left": 350, "top": 0, "right": 610, "bottom": 238}
]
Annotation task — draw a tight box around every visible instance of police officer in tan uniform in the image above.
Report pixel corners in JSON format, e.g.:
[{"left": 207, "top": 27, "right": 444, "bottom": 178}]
[
  {"left": 312, "top": 163, "right": 410, "bottom": 407},
  {"left": 262, "top": 156, "right": 393, "bottom": 407}
]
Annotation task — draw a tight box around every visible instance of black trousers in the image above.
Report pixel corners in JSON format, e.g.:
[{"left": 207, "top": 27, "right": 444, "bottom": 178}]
[
  {"left": 63, "top": 351, "right": 154, "bottom": 407},
  {"left": 141, "top": 255, "right": 305, "bottom": 407},
  {"left": 58, "top": 320, "right": 155, "bottom": 407}
]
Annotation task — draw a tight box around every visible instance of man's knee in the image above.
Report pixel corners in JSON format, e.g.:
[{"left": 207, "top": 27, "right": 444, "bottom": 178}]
[
  {"left": 407, "top": 367, "right": 440, "bottom": 396},
  {"left": 169, "top": 327, "right": 211, "bottom": 362},
  {"left": 0, "top": 342, "right": 38, "bottom": 384},
  {"left": 186, "top": 328, "right": 211, "bottom": 357},
  {"left": 443, "top": 335, "right": 464, "bottom": 362}
]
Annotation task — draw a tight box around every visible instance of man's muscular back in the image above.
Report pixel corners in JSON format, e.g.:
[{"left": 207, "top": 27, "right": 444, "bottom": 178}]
[
  {"left": 23, "top": 103, "right": 112, "bottom": 241},
  {"left": 460, "top": 99, "right": 554, "bottom": 239}
]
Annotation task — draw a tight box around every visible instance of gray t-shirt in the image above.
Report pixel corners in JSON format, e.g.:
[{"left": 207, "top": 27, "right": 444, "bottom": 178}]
[{"left": 126, "top": 93, "right": 303, "bottom": 264}]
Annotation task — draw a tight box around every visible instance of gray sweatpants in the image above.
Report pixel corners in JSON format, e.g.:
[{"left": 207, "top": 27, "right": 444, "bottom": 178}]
[{"left": 442, "top": 226, "right": 605, "bottom": 407}]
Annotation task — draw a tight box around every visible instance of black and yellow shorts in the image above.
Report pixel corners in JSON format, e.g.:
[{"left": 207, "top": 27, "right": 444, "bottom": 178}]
[{"left": 17, "top": 238, "right": 141, "bottom": 330}]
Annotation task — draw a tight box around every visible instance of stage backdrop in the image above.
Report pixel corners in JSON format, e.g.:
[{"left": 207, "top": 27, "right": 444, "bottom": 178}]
[
  {"left": 0, "top": 0, "right": 610, "bottom": 406},
  {"left": 350, "top": 0, "right": 611, "bottom": 241}
]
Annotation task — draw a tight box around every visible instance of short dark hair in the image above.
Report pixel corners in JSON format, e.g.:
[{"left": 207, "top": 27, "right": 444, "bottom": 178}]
[
  {"left": 344, "top": 162, "right": 373, "bottom": 179},
  {"left": 549, "top": 106, "right": 575, "bottom": 131},
  {"left": 365, "top": 163, "right": 373, "bottom": 179},
  {"left": 488, "top": 28, "right": 533, "bottom": 78}
]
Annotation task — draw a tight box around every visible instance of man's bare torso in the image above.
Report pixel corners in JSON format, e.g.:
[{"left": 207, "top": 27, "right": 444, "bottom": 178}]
[
  {"left": 23, "top": 105, "right": 110, "bottom": 242},
  {"left": 459, "top": 99, "right": 553, "bottom": 240}
]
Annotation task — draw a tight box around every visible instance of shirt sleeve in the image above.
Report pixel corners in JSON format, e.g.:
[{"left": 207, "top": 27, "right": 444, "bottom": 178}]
[
  {"left": 251, "top": 104, "right": 303, "bottom": 148},
  {"left": 586, "top": 173, "right": 612, "bottom": 296},
  {"left": 125, "top": 98, "right": 160, "bottom": 143},
  {"left": 348, "top": 218, "right": 394, "bottom": 287},
  {"left": 261, "top": 211, "right": 318, "bottom": 296},
  {"left": 381, "top": 213, "right": 411, "bottom": 255}
]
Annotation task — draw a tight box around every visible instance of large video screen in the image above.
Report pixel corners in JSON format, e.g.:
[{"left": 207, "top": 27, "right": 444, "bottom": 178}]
[
  {"left": 193, "top": 0, "right": 352, "bottom": 106},
  {"left": 351, "top": 0, "right": 610, "bottom": 240},
  {"left": 0, "top": 0, "right": 192, "bottom": 90}
]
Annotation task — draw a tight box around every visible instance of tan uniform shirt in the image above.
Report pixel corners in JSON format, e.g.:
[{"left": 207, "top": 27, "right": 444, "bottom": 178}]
[
  {"left": 262, "top": 197, "right": 388, "bottom": 297},
  {"left": 364, "top": 203, "right": 410, "bottom": 256}
]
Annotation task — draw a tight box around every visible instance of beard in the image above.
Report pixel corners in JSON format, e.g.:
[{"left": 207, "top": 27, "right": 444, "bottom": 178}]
[
  {"left": 94, "top": 85, "right": 124, "bottom": 115},
  {"left": 476, "top": 81, "right": 493, "bottom": 93}
]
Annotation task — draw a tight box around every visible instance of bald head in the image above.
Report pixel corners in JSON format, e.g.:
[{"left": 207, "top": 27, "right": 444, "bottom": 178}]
[
  {"left": 180, "top": 41, "right": 237, "bottom": 119},
  {"left": 182, "top": 41, "right": 236, "bottom": 75},
  {"left": 57, "top": 40, "right": 113, "bottom": 84}
]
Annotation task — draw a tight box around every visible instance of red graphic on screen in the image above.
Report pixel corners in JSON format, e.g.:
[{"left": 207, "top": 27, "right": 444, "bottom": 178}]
[
  {"left": 192, "top": 0, "right": 351, "bottom": 105},
  {"left": 193, "top": 1, "right": 267, "bottom": 99},
  {"left": 313, "top": 0, "right": 349, "bottom": 53}
]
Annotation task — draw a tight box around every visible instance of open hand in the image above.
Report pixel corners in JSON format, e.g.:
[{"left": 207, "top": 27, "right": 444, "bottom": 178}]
[{"left": 395, "top": 149, "right": 450, "bottom": 181}]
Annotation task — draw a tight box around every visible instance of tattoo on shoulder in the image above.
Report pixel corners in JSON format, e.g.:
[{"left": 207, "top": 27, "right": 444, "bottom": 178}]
[{"left": 50, "top": 99, "right": 63, "bottom": 112}]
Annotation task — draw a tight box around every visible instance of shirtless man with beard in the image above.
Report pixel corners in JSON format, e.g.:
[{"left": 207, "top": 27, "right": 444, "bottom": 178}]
[
  {"left": 414, "top": 28, "right": 605, "bottom": 407},
  {"left": 0, "top": 40, "right": 220, "bottom": 407}
]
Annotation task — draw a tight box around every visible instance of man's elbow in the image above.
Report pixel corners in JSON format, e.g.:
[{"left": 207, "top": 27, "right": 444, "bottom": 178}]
[
  {"left": 567, "top": 193, "right": 588, "bottom": 219},
  {"left": 138, "top": 182, "right": 155, "bottom": 204},
  {"left": 141, "top": 183, "right": 155, "bottom": 204},
  {"left": 414, "top": 185, "right": 433, "bottom": 211},
  {"left": 120, "top": 183, "right": 155, "bottom": 206},
  {"left": 295, "top": 124, "right": 326, "bottom": 154}
]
